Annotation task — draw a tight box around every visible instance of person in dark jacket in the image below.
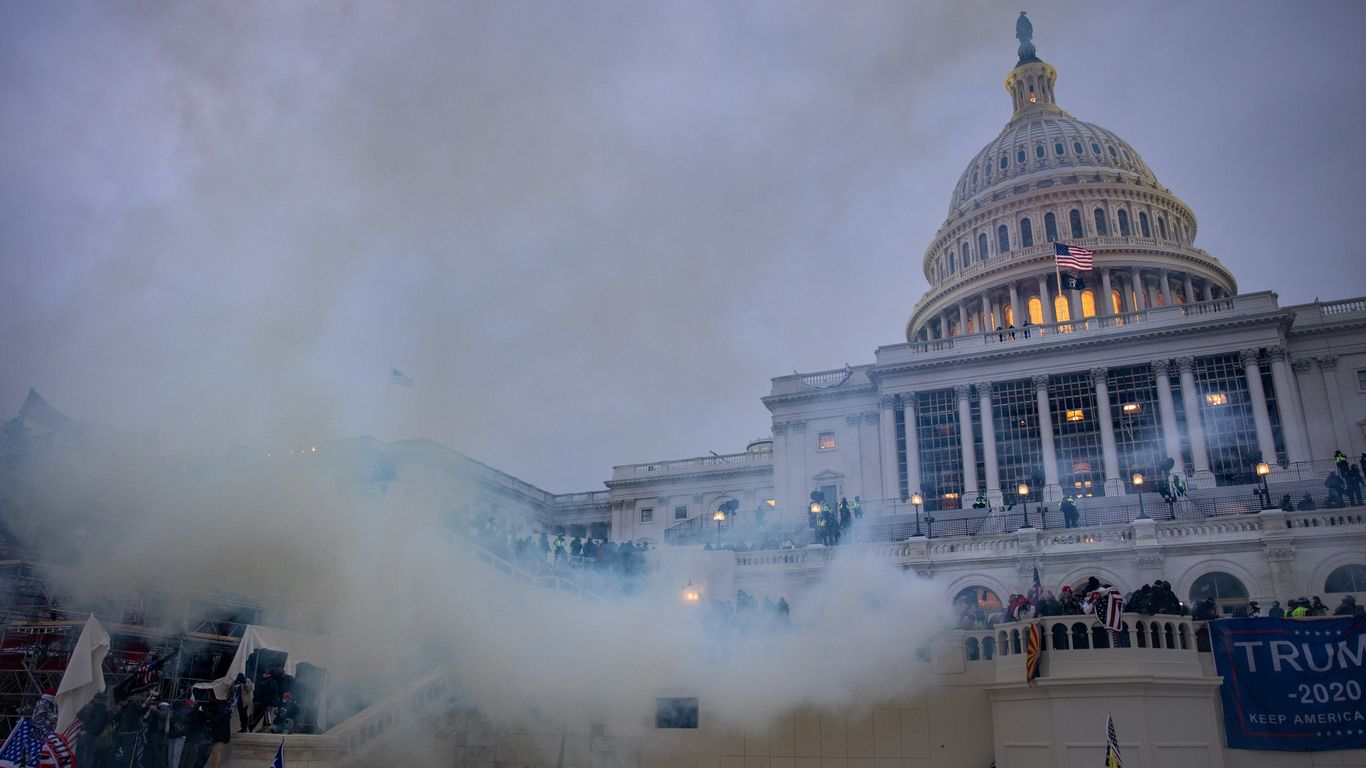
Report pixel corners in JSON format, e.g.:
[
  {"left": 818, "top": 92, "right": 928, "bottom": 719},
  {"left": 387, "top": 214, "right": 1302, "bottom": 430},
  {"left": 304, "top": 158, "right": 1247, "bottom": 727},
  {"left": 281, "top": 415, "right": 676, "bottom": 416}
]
[
  {"left": 208, "top": 695, "right": 233, "bottom": 768},
  {"left": 1267, "top": 600, "right": 1284, "bottom": 619},
  {"left": 73, "top": 692, "right": 110, "bottom": 766},
  {"left": 247, "top": 670, "right": 278, "bottom": 732}
]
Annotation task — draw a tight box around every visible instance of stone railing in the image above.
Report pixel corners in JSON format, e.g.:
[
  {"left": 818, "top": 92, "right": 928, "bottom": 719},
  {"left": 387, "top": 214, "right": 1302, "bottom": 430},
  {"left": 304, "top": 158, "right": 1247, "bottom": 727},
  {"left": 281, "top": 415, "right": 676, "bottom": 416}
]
[
  {"left": 330, "top": 666, "right": 462, "bottom": 766},
  {"left": 957, "top": 613, "right": 1198, "bottom": 663},
  {"left": 612, "top": 450, "right": 773, "bottom": 479}
]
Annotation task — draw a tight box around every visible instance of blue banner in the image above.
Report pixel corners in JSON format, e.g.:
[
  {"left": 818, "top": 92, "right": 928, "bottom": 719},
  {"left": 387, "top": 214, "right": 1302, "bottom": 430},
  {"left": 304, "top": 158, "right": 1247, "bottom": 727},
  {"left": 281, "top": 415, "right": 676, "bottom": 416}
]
[{"left": 1210, "top": 616, "right": 1366, "bottom": 751}]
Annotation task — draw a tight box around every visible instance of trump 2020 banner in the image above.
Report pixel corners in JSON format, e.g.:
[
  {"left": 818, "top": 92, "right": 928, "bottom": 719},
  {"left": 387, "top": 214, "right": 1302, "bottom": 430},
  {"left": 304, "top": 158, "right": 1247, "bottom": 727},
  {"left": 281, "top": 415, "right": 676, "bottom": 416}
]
[{"left": 1210, "top": 616, "right": 1366, "bottom": 751}]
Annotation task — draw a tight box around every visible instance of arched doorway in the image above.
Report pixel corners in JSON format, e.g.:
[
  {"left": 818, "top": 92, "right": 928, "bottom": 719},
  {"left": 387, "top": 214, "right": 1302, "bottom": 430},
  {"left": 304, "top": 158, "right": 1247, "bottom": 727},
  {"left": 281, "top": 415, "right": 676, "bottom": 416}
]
[{"left": 1189, "top": 571, "right": 1249, "bottom": 617}]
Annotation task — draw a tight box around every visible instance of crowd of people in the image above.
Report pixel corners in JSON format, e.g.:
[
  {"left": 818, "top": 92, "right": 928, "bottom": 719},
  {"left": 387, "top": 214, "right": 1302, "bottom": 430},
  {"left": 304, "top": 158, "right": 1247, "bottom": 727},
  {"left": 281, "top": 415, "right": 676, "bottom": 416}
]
[
  {"left": 700, "top": 589, "right": 792, "bottom": 635},
  {"left": 1279, "top": 451, "right": 1366, "bottom": 511},
  {"left": 455, "top": 508, "right": 652, "bottom": 592}
]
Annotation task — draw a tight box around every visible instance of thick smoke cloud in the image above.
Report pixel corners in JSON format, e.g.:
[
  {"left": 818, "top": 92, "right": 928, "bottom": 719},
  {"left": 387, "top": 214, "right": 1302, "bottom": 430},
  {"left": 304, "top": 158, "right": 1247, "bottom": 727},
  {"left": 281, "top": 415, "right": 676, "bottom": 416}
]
[{"left": 3, "top": 2, "right": 1364, "bottom": 492}]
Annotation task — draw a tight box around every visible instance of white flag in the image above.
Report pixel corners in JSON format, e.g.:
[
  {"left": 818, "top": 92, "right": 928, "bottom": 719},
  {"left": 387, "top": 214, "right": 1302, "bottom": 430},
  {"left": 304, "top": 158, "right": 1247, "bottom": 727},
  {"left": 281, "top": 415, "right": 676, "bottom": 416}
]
[{"left": 56, "top": 616, "right": 110, "bottom": 733}]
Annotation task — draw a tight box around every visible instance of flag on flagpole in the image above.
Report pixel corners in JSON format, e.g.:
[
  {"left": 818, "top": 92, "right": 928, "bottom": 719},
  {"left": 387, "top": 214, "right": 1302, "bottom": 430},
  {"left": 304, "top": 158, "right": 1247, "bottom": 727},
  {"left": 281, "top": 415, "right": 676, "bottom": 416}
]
[
  {"left": 56, "top": 616, "right": 110, "bottom": 734},
  {"left": 1105, "top": 714, "right": 1123, "bottom": 768},
  {"left": 0, "top": 718, "right": 44, "bottom": 767},
  {"left": 390, "top": 368, "right": 414, "bottom": 387},
  {"left": 1054, "top": 242, "right": 1094, "bottom": 270},
  {"left": 1024, "top": 622, "right": 1042, "bottom": 686},
  {"left": 1029, "top": 565, "right": 1042, "bottom": 603},
  {"left": 269, "top": 739, "right": 285, "bottom": 768}
]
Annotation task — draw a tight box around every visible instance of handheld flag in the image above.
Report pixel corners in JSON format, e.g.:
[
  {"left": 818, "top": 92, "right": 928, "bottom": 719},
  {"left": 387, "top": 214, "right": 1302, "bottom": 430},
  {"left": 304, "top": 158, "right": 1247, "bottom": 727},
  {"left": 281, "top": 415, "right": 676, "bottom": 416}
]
[
  {"left": 1105, "top": 714, "right": 1123, "bottom": 768},
  {"left": 270, "top": 739, "right": 285, "bottom": 768},
  {"left": 56, "top": 616, "right": 111, "bottom": 734},
  {"left": 390, "top": 368, "right": 415, "bottom": 387},
  {"left": 1024, "top": 622, "right": 1042, "bottom": 686},
  {"left": 0, "top": 718, "right": 74, "bottom": 768},
  {"left": 1054, "top": 242, "right": 1094, "bottom": 270}
]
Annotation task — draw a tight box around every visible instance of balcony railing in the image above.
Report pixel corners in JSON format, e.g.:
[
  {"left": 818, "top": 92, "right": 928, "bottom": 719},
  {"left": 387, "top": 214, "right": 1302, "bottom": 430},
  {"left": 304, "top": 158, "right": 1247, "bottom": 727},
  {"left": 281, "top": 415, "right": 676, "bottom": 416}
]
[{"left": 613, "top": 449, "right": 772, "bottom": 479}]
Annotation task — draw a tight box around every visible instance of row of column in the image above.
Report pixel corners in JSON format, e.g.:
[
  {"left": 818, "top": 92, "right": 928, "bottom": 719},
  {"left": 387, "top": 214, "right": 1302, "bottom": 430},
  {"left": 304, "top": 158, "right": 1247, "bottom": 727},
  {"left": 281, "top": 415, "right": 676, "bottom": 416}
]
[
  {"left": 880, "top": 351, "right": 1301, "bottom": 504},
  {"left": 921, "top": 267, "right": 1226, "bottom": 341}
]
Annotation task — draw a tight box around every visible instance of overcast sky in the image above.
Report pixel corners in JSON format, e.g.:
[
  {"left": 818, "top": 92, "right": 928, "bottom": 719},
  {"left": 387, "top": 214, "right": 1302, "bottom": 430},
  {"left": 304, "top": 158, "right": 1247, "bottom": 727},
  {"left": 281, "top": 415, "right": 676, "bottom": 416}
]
[{"left": 3, "top": 1, "right": 1365, "bottom": 492}]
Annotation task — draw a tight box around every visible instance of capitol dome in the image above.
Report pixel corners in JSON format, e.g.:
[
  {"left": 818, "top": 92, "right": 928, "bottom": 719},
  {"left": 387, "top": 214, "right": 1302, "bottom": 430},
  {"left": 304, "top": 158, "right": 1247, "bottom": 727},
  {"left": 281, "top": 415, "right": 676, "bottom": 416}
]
[{"left": 905, "top": 16, "right": 1236, "bottom": 343}]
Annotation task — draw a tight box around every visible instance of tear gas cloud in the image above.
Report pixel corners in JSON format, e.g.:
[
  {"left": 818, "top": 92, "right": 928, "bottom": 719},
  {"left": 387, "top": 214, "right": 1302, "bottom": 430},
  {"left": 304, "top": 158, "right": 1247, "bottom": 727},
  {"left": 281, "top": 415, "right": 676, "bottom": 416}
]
[{"left": 2, "top": 444, "right": 948, "bottom": 753}]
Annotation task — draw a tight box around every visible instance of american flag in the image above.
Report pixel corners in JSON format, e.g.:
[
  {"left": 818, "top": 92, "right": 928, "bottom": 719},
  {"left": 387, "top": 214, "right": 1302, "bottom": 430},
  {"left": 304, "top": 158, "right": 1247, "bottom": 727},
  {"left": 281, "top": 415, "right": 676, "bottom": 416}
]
[
  {"left": 1105, "top": 714, "right": 1123, "bottom": 768},
  {"left": 270, "top": 739, "right": 285, "bottom": 768},
  {"left": 390, "top": 368, "right": 414, "bottom": 387},
  {"left": 1054, "top": 242, "right": 1094, "bottom": 270},
  {"left": 0, "top": 718, "right": 73, "bottom": 768}
]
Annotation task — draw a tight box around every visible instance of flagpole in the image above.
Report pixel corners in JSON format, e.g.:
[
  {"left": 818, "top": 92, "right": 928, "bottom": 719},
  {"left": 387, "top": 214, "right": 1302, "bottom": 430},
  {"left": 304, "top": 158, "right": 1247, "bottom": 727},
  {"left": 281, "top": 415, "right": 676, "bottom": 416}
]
[{"left": 1054, "top": 260, "right": 1063, "bottom": 328}]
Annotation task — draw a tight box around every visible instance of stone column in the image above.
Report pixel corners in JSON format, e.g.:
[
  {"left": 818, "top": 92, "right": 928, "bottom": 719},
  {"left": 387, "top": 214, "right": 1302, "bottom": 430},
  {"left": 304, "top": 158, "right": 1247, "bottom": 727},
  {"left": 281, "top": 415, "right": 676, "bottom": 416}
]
[
  {"left": 980, "top": 291, "right": 993, "bottom": 332},
  {"left": 1037, "top": 275, "right": 1055, "bottom": 325},
  {"left": 1145, "top": 278, "right": 1160, "bottom": 310},
  {"left": 1240, "top": 349, "right": 1279, "bottom": 465},
  {"left": 1066, "top": 285, "right": 1081, "bottom": 324},
  {"left": 1033, "top": 374, "right": 1062, "bottom": 502},
  {"left": 1267, "top": 348, "right": 1310, "bottom": 463},
  {"left": 942, "top": 308, "right": 954, "bottom": 337},
  {"left": 1160, "top": 269, "right": 1173, "bottom": 306},
  {"left": 1092, "top": 367, "right": 1124, "bottom": 495},
  {"left": 904, "top": 393, "right": 921, "bottom": 499},
  {"left": 977, "top": 382, "right": 1002, "bottom": 505},
  {"left": 1316, "top": 356, "right": 1352, "bottom": 452},
  {"left": 1009, "top": 282, "right": 1022, "bottom": 329},
  {"left": 1100, "top": 269, "right": 1114, "bottom": 316},
  {"left": 879, "top": 395, "right": 901, "bottom": 502},
  {"left": 958, "top": 303, "right": 968, "bottom": 335},
  {"left": 1183, "top": 273, "right": 1195, "bottom": 305},
  {"left": 1293, "top": 358, "right": 1332, "bottom": 459},
  {"left": 1176, "top": 356, "right": 1215, "bottom": 488},
  {"left": 1130, "top": 267, "right": 1144, "bottom": 310},
  {"left": 955, "top": 384, "right": 979, "bottom": 498},
  {"left": 1151, "top": 360, "right": 1186, "bottom": 482}
]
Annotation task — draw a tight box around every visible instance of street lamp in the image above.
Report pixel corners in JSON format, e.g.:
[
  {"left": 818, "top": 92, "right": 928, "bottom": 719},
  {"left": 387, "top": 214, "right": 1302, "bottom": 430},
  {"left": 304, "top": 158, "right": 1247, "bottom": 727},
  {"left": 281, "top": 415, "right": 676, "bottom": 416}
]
[
  {"left": 1017, "top": 483, "right": 1033, "bottom": 528},
  {"left": 713, "top": 509, "right": 726, "bottom": 545},
  {"left": 911, "top": 492, "right": 924, "bottom": 536},
  {"left": 1132, "top": 472, "right": 1148, "bottom": 519},
  {"left": 1255, "top": 461, "right": 1272, "bottom": 509},
  {"left": 682, "top": 580, "right": 700, "bottom": 604}
]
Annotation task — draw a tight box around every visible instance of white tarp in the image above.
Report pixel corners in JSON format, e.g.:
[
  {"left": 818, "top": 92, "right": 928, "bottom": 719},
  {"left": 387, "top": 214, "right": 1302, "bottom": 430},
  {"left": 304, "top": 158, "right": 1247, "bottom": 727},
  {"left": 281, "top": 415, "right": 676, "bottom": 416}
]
[
  {"left": 55, "top": 616, "right": 110, "bottom": 732},
  {"left": 193, "top": 625, "right": 330, "bottom": 700}
]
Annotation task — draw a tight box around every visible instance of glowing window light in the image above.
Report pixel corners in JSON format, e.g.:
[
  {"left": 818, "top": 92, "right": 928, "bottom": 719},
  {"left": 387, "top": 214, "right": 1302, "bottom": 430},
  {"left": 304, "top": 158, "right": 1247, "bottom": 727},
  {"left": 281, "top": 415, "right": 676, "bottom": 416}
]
[
  {"left": 1204, "top": 392, "right": 1229, "bottom": 406},
  {"left": 1065, "top": 408, "right": 1085, "bottom": 422},
  {"left": 765, "top": 499, "right": 776, "bottom": 507},
  {"left": 1121, "top": 403, "right": 1141, "bottom": 414},
  {"left": 943, "top": 492, "right": 961, "bottom": 500}
]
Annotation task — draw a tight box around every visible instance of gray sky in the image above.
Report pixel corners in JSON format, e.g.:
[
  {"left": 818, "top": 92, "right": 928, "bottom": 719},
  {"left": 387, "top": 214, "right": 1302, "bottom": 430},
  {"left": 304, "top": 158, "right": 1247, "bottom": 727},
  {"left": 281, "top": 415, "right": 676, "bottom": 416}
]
[{"left": 3, "top": 0, "right": 1365, "bottom": 492}]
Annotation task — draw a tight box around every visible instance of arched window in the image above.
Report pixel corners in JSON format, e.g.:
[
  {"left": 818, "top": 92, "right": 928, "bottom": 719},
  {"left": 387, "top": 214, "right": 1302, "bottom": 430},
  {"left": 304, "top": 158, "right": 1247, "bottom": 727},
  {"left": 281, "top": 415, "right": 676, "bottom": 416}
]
[
  {"left": 1004, "top": 304, "right": 1014, "bottom": 327},
  {"left": 1157, "top": 216, "right": 1167, "bottom": 239},
  {"left": 972, "top": 170, "right": 978, "bottom": 186},
  {"left": 1069, "top": 209, "right": 1084, "bottom": 238},
  {"left": 1051, "top": 623, "right": 1069, "bottom": 650},
  {"left": 1093, "top": 208, "right": 1109, "bottom": 236},
  {"left": 1020, "top": 218, "right": 1034, "bottom": 247},
  {"left": 1054, "top": 142, "right": 1065, "bottom": 156},
  {"left": 1111, "top": 289, "right": 1123, "bottom": 314},
  {"left": 1036, "top": 145, "right": 1046, "bottom": 159},
  {"left": 997, "top": 224, "right": 1010, "bottom": 253},
  {"left": 1000, "top": 155, "right": 1009, "bottom": 170},
  {"left": 1326, "top": 564, "right": 1366, "bottom": 592},
  {"left": 978, "top": 232, "right": 990, "bottom": 261},
  {"left": 1044, "top": 212, "right": 1058, "bottom": 242},
  {"left": 1081, "top": 290, "right": 1097, "bottom": 318},
  {"left": 985, "top": 162, "right": 992, "bottom": 178},
  {"left": 1028, "top": 297, "right": 1043, "bottom": 324},
  {"left": 1073, "top": 141, "right": 1084, "bottom": 155},
  {"left": 959, "top": 243, "right": 969, "bottom": 270},
  {"left": 1054, "top": 294, "right": 1070, "bottom": 322},
  {"left": 1117, "top": 210, "right": 1130, "bottom": 236},
  {"left": 1108, "top": 145, "right": 1117, "bottom": 158},
  {"left": 953, "top": 586, "right": 1002, "bottom": 613},
  {"left": 1091, "top": 142, "right": 1102, "bottom": 155},
  {"left": 1017, "top": 148, "right": 1027, "bottom": 165},
  {"left": 1138, "top": 211, "right": 1151, "bottom": 238},
  {"left": 1189, "top": 572, "right": 1249, "bottom": 617}
]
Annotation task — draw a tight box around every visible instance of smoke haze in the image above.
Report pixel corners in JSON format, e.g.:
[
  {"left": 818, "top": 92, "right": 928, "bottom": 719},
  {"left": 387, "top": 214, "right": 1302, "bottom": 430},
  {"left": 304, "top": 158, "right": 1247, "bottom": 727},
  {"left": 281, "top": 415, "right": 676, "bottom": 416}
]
[{"left": 3, "top": 1, "right": 1365, "bottom": 492}]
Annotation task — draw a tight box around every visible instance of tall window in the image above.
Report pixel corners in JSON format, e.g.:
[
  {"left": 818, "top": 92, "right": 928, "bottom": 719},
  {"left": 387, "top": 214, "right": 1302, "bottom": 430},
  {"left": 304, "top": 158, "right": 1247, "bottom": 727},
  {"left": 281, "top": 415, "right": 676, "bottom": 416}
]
[
  {"left": 958, "top": 243, "right": 968, "bottom": 271},
  {"left": 1069, "top": 209, "right": 1084, "bottom": 238},
  {"left": 1093, "top": 208, "right": 1109, "bottom": 236},
  {"left": 1017, "top": 148, "right": 1027, "bottom": 165},
  {"left": 675, "top": 505, "right": 688, "bottom": 520},
  {"left": 1111, "top": 289, "right": 1123, "bottom": 314},
  {"left": 1053, "top": 294, "right": 1070, "bottom": 322},
  {"left": 1080, "top": 290, "right": 1096, "bottom": 318},
  {"left": 640, "top": 507, "right": 654, "bottom": 523},
  {"left": 1020, "top": 218, "right": 1034, "bottom": 247},
  {"left": 916, "top": 390, "right": 964, "bottom": 512},
  {"left": 1044, "top": 212, "right": 1058, "bottom": 242},
  {"left": 992, "top": 379, "right": 1042, "bottom": 496},
  {"left": 978, "top": 232, "right": 989, "bottom": 261},
  {"left": 1193, "top": 354, "right": 1277, "bottom": 484},
  {"left": 1028, "top": 297, "right": 1043, "bottom": 324},
  {"left": 1049, "top": 372, "right": 1107, "bottom": 497},
  {"left": 1108, "top": 366, "right": 1163, "bottom": 484},
  {"left": 997, "top": 225, "right": 1010, "bottom": 254},
  {"left": 1157, "top": 216, "right": 1167, "bottom": 239},
  {"left": 1118, "top": 209, "right": 1130, "bottom": 236},
  {"left": 1139, "top": 211, "right": 1151, "bottom": 238}
]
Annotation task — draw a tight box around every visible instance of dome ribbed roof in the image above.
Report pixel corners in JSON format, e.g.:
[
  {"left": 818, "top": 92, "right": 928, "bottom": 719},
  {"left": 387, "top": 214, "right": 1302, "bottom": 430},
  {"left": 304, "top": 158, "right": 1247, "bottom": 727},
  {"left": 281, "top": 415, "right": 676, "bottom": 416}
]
[{"left": 948, "top": 115, "right": 1158, "bottom": 215}]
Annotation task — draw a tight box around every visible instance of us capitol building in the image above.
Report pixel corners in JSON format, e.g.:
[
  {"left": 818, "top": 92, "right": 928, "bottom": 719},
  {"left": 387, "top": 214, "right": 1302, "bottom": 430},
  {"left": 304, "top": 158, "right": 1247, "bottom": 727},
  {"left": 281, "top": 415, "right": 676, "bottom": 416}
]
[{"left": 4, "top": 13, "right": 1365, "bottom": 768}]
